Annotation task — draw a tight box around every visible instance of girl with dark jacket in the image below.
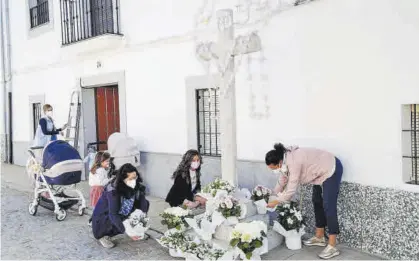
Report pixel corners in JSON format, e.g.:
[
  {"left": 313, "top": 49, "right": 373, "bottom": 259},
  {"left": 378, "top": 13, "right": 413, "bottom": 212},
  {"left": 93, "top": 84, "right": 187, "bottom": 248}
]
[
  {"left": 165, "top": 149, "right": 206, "bottom": 208},
  {"left": 91, "top": 163, "right": 149, "bottom": 248}
]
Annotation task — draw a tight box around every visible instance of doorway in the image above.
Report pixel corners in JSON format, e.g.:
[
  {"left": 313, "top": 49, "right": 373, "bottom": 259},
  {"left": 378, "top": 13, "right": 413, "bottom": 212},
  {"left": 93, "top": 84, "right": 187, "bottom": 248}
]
[{"left": 94, "top": 86, "right": 120, "bottom": 150}]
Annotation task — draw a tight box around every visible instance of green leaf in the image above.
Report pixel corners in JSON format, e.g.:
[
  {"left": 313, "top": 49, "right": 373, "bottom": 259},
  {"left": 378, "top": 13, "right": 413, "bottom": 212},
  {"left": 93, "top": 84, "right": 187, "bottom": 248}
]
[
  {"left": 254, "top": 240, "right": 262, "bottom": 248},
  {"left": 230, "top": 238, "right": 240, "bottom": 247},
  {"left": 175, "top": 225, "right": 181, "bottom": 230},
  {"left": 246, "top": 252, "right": 253, "bottom": 260}
]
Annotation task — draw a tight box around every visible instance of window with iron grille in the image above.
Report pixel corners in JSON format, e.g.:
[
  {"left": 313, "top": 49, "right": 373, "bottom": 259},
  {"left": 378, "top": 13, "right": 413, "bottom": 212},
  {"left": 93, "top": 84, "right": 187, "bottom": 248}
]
[
  {"left": 29, "top": 0, "right": 50, "bottom": 28},
  {"left": 32, "top": 103, "right": 42, "bottom": 136},
  {"left": 402, "top": 104, "right": 419, "bottom": 185},
  {"left": 196, "top": 89, "right": 221, "bottom": 156},
  {"left": 59, "top": 0, "right": 121, "bottom": 45}
]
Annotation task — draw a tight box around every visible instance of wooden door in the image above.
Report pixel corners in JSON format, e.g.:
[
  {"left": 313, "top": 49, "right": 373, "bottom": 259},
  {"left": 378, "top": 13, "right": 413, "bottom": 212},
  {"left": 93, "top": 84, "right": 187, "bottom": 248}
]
[{"left": 95, "top": 86, "right": 120, "bottom": 150}]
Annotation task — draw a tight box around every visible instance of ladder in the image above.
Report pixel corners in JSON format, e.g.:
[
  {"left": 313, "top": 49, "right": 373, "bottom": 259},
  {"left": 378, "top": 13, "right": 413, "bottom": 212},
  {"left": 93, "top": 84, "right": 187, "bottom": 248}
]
[{"left": 65, "top": 91, "right": 81, "bottom": 150}]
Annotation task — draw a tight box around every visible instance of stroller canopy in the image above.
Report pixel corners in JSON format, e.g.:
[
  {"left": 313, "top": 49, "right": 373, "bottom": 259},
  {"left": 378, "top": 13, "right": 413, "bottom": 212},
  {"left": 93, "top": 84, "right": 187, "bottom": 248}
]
[
  {"left": 107, "top": 132, "right": 141, "bottom": 169},
  {"left": 42, "top": 140, "right": 82, "bottom": 169}
]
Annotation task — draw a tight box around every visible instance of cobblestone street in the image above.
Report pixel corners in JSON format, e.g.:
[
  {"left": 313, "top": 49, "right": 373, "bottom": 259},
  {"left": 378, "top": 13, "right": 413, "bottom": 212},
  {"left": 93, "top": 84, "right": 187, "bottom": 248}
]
[
  {"left": 1, "top": 164, "right": 381, "bottom": 260},
  {"left": 0, "top": 184, "right": 174, "bottom": 260}
]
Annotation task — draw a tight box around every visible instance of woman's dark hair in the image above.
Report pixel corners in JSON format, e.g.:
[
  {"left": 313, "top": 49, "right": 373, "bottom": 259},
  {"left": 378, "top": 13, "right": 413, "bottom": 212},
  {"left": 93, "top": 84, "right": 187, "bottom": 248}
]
[
  {"left": 172, "top": 149, "right": 202, "bottom": 181},
  {"left": 90, "top": 151, "right": 111, "bottom": 173},
  {"left": 113, "top": 163, "right": 142, "bottom": 187},
  {"left": 265, "top": 143, "right": 288, "bottom": 165}
]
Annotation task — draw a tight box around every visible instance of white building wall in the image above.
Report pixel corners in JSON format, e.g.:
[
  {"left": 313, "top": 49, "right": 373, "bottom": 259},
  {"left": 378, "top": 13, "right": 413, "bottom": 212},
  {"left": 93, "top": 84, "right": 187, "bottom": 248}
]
[{"left": 7, "top": 0, "right": 419, "bottom": 192}]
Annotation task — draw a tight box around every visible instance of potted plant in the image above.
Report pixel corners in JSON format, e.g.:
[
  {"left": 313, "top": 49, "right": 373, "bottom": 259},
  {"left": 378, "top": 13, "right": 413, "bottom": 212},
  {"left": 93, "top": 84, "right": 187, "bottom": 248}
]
[
  {"left": 160, "top": 206, "right": 193, "bottom": 232},
  {"left": 272, "top": 201, "right": 305, "bottom": 250},
  {"left": 229, "top": 221, "right": 268, "bottom": 260},
  {"left": 251, "top": 185, "right": 272, "bottom": 214}
]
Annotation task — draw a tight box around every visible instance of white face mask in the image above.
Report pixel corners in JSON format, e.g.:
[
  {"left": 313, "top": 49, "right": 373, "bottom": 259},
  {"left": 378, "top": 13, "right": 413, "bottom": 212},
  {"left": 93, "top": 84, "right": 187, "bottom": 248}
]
[
  {"left": 191, "top": 161, "right": 200, "bottom": 170},
  {"left": 45, "top": 111, "right": 53, "bottom": 117},
  {"left": 272, "top": 163, "right": 288, "bottom": 175},
  {"left": 126, "top": 179, "right": 136, "bottom": 189}
]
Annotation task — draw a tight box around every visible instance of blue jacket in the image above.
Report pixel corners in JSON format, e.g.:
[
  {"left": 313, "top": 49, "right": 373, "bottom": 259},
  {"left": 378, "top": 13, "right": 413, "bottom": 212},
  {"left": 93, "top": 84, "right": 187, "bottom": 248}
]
[{"left": 92, "top": 180, "right": 149, "bottom": 239}]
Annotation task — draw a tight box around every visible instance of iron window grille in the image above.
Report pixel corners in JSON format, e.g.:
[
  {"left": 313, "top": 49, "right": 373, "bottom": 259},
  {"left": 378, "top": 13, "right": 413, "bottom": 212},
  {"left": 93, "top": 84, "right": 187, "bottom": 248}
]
[
  {"left": 29, "top": 0, "right": 50, "bottom": 28},
  {"left": 60, "top": 0, "right": 121, "bottom": 45},
  {"left": 196, "top": 89, "right": 221, "bottom": 157},
  {"left": 32, "top": 103, "right": 42, "bottom": 136},
  {"left": 403, "top": 104, "right": 418, "bottom": 185}
]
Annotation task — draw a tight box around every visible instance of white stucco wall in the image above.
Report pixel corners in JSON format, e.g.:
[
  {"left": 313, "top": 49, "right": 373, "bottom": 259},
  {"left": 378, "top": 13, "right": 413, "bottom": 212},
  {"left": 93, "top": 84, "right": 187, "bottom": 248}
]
[{"left": 7, "top": 0, "right": 419, "bottom": 191}]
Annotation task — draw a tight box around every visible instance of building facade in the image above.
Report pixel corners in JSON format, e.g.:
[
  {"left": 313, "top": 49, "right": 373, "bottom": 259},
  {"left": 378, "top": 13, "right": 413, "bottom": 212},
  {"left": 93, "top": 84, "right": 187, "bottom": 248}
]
[{"left": 1, "top": 0, "right": 419, "bottom": 259}]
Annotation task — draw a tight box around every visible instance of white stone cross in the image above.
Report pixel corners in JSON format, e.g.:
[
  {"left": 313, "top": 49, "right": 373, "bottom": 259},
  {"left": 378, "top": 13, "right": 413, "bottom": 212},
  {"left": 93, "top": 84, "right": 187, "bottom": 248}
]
[{"left": 197, "top": 9, "right": 262, "bottom": 186}]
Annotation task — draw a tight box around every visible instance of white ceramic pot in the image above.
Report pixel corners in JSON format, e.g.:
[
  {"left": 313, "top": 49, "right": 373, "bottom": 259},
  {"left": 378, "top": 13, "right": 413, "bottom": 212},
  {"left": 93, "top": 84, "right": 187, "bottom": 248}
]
[{"left": 284, "top": 234, "right": 302, "bottom": 250}]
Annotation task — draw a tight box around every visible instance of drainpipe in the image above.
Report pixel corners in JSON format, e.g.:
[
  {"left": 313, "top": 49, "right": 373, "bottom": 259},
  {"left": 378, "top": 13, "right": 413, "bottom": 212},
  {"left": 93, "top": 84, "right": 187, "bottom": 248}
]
[
  {"left": 0, "top": 0, "right": 7, "bottom": 163},
  {"left": 0, "top": 0, "right": 12, "bottom": 163}
]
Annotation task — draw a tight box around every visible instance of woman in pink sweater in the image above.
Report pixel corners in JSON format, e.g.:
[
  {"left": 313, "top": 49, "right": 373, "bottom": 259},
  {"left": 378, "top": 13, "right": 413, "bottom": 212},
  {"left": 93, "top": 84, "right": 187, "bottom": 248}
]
[{"left": 265, "top": 143, "right": 343, "bottom": 260}]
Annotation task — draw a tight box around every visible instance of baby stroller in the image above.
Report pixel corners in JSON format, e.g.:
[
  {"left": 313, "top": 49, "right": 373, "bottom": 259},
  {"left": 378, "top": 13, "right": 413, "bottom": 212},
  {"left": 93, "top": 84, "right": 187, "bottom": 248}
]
[{"left": 27, "top": 140, "right": 87, "bottom": 221}]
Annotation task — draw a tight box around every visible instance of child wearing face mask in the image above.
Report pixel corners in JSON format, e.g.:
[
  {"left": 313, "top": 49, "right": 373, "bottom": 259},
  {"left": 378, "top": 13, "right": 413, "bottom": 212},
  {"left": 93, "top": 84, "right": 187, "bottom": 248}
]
[
  {"left": 89, "top": 152, "right": 111, "bottom": 208},
  {"left": 166, "top": 149, "right": 205, "bottom": 208}
]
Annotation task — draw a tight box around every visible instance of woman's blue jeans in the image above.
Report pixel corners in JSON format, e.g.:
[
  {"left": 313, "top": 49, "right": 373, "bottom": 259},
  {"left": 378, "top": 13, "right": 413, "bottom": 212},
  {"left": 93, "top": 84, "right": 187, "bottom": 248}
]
[{"left": 313, "top": 157, "right": 343, "bottom": 235}]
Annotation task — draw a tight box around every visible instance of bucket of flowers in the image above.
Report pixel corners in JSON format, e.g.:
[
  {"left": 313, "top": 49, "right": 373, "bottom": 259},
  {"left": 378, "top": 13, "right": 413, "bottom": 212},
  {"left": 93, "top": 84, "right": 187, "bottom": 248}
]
[
  {"left": 157, "top": 231, "right": 192, "bottom": 258},
  {"left": 217, "top": 195, "right": 244, "bottom": 226},
  {"left": 229, "top": 221, "right": 268, "bottom": 260},
  {"left": 272, "top": 201, "right": 305, "bottom": 250},
  {"left": 202, "top": 177, "right": 235, "bottom": 198},
  {"left": 213, "top": 195, "right": 247, "bottom": 241},
  {"left": 122, "top": 209, "right": 150, "bottom": 239},
  {"left": 183, "top": 241, "right": 230, "bottom": 261},
  {"left": 160, "top": 206, "right": 193, "bottom": 232},
  {"left": 251, "top": 185, "right": 272, "bottom": 214}
]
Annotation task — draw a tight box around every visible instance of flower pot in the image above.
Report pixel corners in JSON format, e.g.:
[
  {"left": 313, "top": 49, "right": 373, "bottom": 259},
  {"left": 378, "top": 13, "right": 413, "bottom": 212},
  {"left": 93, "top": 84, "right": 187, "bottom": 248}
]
[
  {"left": 214, "top": 224, "right": 233, "bottom": 241},
  {"left": 272, "top": 221, "right": 304, "bottom": 250},
  {"left": 253, "top": 199, "right": 267, "bottom": 214},
  {"left": 284, "top": 233, "right": 302, "bottom": 250},
  {"left": 224, "top": 216, "right": 239, "bottom": 226},
  {"left": 169, "top": 248, "right": 185, "bottom": 258}
]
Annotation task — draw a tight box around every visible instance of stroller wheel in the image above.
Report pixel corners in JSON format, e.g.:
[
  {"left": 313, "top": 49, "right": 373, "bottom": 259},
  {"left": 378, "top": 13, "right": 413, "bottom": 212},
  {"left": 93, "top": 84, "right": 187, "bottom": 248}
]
[
  {"left": 78, "top": 207, "right": 85, "bottom": 216},
  {"left": 28, "top": 203, "right": 38, "bottom": 216},
  {"left": 56, "top": 209, "right": 67, "bottom": 221}
]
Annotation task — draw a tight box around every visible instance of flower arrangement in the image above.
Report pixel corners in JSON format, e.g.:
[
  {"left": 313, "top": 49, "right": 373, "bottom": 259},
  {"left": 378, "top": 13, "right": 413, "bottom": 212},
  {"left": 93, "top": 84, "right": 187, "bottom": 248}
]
[
  {"left": 184, "top": 241, "right": 227, "bottom": 260},
  {"left": 122, "top": 209, "right": 149, "bottom": 238},
  {"left": 273, "top": 201, "right": 305, "bottom": 250},
  {"left": 158, "top": 231, "right": 191, "bottom": 250},
  {"left": 275, "top": 201, "right": 304, "bottom": 232},
  {"left": 202, "top": 177, "right": 235, "bottom": 197},
  {"left": 251, "top": 185, "right": 271, "bottom": 202},
  {"left": 229, "top": 221, "right": 268, "bottom": 260},
  {"left": 216, "top": 195, "right": 241, "bottom": 219},
  {"left": 158, "top": 231, "right": 227, "bottom": 260},
  {"left": 160, "top": 207, "right": 193, "bottom": 230}
]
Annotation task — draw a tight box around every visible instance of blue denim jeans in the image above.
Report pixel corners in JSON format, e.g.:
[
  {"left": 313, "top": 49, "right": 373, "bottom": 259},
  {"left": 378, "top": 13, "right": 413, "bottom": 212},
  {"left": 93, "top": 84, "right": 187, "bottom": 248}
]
[{"left": 313, "top": 157, "right": 343, "bottom": 235}]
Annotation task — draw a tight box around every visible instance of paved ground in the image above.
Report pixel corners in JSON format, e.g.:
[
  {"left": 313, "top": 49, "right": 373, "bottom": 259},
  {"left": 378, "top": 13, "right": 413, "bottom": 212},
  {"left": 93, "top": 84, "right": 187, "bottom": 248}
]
[{"left": 1, "top": 164, "right": 382, "bottom": 260}]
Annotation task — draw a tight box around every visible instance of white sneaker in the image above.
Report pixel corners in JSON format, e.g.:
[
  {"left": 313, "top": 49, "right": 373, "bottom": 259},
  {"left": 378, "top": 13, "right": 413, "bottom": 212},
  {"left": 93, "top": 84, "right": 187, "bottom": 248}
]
[
  {"left": 303, "top": 236, "right": 327, "bottom": 247},
  {"left": 99, "top": 236, "right": 115, "bottom": 248},
  {"left": 318, "top": 245, "right": 340, "bottom": 259}
]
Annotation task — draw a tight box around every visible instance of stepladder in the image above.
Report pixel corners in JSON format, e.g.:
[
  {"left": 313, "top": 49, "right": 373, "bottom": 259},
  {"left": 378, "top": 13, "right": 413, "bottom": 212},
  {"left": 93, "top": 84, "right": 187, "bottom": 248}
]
[{"left": 65, "top": 91, "right": 81, "bottom": 150}]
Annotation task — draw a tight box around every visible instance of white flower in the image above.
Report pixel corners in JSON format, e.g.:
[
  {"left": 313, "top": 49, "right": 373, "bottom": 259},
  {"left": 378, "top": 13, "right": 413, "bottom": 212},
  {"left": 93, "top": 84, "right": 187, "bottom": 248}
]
[
  {"left": 164, "top": 207, "right": 190, "bottom": 217},
  {"left": 290, "top": 209, "right": 295, "bottom": 213},
  {"left": 287, "top": 217, "right": 294, "bottom": 224},
  {"left": 256, "top": 190, "right": 262, "bottom": 197},
  {"left": 225, "top": 199, "right": 233, "bottom": 209},
  {"left": 295, "top": 212, "right": 303, "bottom": 221},
  {"left": 261, "top": 187, "right": 268, "bottom": 195},
  {"left": 279, "top": 212, "right": 285, "bottom": 216}
]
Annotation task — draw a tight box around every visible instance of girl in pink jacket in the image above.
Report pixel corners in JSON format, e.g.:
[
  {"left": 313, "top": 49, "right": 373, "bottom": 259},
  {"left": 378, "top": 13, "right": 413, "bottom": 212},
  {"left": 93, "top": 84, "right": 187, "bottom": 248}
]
[{"left": 265, "top": 143, "right": 343, "bottom": 260}]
